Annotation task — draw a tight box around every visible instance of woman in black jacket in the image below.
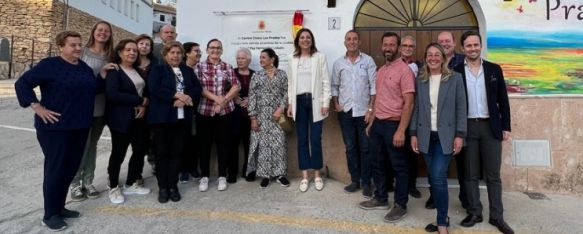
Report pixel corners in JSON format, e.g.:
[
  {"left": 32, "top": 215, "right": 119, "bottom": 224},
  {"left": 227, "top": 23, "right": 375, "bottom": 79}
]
[
  {"left": 105, "top": 39, "right": 151, "bottom": 204},
  {"left": 148, "top": 41, "right": 202, "bottom": 203}
]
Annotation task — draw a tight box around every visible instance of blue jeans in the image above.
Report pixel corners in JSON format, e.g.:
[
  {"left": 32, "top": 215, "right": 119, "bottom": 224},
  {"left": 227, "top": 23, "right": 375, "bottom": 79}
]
[
  {"left": 338, "top": 110, "right": 371, "bottom": 185},
  {"left": 295, "top": 94, "right": 323, "bottom": 170},
  {"left": 424, "top": 132, "right": 452, "bottom": 226},
  {"left": 370, "top": 119, "right": 409, "bottom": 207}
]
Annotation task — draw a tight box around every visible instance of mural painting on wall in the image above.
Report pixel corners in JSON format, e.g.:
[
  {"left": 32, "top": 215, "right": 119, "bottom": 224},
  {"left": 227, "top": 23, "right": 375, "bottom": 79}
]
[{"left": 483, "top": 0, "right": 583, "bottom": 94}]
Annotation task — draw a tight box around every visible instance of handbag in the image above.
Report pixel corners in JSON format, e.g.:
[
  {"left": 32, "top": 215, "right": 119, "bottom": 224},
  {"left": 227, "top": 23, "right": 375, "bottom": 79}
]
[{"left": 278, "top": 113, "right": 294, "bottom": 133}]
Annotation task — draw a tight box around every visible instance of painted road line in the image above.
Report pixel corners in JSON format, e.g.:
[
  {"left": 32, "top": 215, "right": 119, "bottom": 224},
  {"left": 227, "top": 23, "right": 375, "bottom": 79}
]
[
  {"left": 94, "top": 206, "right": 498, "bottom": 234},
  {"left": 0, "top": 124, "right": 111, "bottom": 140}
]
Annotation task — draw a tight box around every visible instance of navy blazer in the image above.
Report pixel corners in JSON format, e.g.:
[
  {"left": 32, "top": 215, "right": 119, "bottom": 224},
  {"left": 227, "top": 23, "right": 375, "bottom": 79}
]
[
  {"left": 105, "top": 68, "right": 148, "bottom": 133},
  {"left": 454, "top": 60, "right": 511, "bottom": 140},
  {"left": 147, "top": 63, "right": 202, "bottom": 124}
]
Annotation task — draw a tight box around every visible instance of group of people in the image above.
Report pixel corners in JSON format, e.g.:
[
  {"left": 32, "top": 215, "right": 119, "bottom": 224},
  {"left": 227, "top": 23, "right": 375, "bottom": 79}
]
[
  {"left": 333, "top": 30, "right": 513, "bottom": 234},
  {"left": 15, "top": 20, "right": 513, "bottom": 234}
]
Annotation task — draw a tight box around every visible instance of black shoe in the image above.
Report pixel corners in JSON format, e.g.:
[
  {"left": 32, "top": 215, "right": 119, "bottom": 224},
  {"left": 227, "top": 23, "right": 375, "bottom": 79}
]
[
  {"left": 387, "top": 186, "right": 395, "bottom": 193},
  {"left": 158, "top": 189, "right": 169, "bottom": 203},
  {"left": 227, "top": 176, "right": 237, "bottom": 184},
  {"left": 489, "top": 218, "right": 515, "bottom": 234},
  {"left": 246, "top": 171, "right": 256, "bottom": 182},
  {"left": 362, "top": 184, "right": 372, "bottom": 199},
  {"left": 425, "top": 218, "right": 449, "bottom": 232},
  {"left": 460, "top": 215, "right": 483, "bottom": 227},
  {"left": 343, "top": 182, "right": 360, "bottom": 193},
  {"left": 169, "top": 188, "right": 181, "bottom": 202},
  {"left": 276, "top": 176, "right": 290, "bottom": 187},
  {"left": 190, "top": 170, "right": 201, "bottom": 180},
  {"left": 42, "top": 215, "right": 67, "bottom": 231},
  {"left": 409, "top": 187, "right": 421, "bottom": 198},
  {"left": 425, "top": 196, "right": 435, "bottom": 209},
  {"left": 260, "top": 178, "right": 270, "bottom": 188},
  {"left": 59, "top": 208, "right": 80, "bottom": 219}
]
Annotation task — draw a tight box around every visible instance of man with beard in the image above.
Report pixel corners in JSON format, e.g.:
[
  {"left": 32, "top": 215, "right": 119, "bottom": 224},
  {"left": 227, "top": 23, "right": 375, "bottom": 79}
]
[
  {"left": 358, "top": 32, "right": 414, "bottom": 223},
  {"left": 454, "top": 31, "right": 514, "bottom": 234}
]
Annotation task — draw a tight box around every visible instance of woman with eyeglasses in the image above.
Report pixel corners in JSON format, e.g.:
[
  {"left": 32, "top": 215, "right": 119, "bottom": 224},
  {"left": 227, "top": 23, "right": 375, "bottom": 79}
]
[{"left": 195, "top": 39, "right": 241, "bottom": 192}]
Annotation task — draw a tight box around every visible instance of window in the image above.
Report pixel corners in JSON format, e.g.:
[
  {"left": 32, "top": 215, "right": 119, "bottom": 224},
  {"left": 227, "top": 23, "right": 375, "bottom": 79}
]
[
  {"left": 160, "top": 14, "right": 165, "bottom": 22},
  {"left": 117, "top": 0, "right": 122, "bottom": 13},
  {"left": 110, "top": 0, "right": 114, "bottom": 9},
  {"left": 136, "top": 4, "right": 140, "bottom": 22},
  {"left": 130, "top": 0, "right": 134, "bottom": 19},
  {"left": 101, "top": 0, "right": 107, "bottom": 4},
  {"left": 124, "top": 0, "right": 129, "bottom": 16}
]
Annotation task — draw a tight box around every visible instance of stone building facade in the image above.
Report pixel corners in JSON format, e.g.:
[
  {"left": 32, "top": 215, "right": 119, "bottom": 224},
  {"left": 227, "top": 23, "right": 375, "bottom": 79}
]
[{"left": 0, "top": 0, "right": 140, "bottom": 79}]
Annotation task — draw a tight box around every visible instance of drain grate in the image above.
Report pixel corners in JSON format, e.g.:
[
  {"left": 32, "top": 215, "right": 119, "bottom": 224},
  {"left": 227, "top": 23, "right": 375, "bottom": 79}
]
[{"left": 524, "top": 192, "right": 550, "bottom": 200}]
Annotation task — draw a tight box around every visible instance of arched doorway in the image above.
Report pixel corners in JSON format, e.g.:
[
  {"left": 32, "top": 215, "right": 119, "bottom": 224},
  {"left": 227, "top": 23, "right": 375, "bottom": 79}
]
[
  {"left": 353, "top": 0, "right": 481, "bottom": 178},
  {"left": 354, "top": 0, "right": 480, "bottom": 67}
]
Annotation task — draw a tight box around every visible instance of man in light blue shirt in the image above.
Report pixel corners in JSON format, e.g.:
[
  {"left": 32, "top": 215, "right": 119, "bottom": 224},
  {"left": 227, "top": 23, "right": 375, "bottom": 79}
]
[{"left": 331, "top": 30, "right": 377, "bottom": 197}]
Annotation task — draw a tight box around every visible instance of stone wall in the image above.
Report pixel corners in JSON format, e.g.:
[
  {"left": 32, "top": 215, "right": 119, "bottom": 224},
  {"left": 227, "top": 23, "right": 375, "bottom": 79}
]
[
  {"left": 52, "top": 1, "right": 138, "bottom": 54},
  {"left": 0, "top": 0, "right": 138, "bottom": 79},
  {"left": 0, "top": 0, "right": 55, "bottom": 66}
]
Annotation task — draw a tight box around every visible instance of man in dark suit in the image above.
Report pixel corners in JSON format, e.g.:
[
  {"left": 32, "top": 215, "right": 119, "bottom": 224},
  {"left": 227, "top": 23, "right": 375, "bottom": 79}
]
[{"left": 454, "top": 31, "right": 514, "bottom": 234}]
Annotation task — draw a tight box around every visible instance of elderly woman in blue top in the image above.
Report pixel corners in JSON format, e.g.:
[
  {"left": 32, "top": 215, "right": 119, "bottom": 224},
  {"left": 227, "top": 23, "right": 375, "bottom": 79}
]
[
  {"left": 148, "top": 41, "right": 202, "bottom": 203},
  {"left": 14, "top": 31, "right": 103, "bottom": 232},
  {"left": 409, "top": 43, "right": 467, "bottom": 234}
]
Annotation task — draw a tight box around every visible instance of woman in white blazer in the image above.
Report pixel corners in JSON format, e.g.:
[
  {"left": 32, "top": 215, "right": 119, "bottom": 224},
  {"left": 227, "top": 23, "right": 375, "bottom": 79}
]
[{"left": 286, "top": 28, "right": 331, "bottom": 192}]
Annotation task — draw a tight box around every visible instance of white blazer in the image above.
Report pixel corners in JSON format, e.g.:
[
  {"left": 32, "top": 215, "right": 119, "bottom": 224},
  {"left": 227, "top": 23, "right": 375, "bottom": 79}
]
[{"left": 287, "top": 51, "right": 331, "bottom": 122}]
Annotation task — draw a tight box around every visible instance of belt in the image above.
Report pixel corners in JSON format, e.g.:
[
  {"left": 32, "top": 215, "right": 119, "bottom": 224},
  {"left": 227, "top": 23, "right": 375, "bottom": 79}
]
[
  {"left": 468, "top": 118, "right": 489, "bottom": 122},
  {"left": 297, "top": 93, "right": 312, "bottom": 97},
  {"left": 375, "top": 117, "right": 400, "bottom": 122}
]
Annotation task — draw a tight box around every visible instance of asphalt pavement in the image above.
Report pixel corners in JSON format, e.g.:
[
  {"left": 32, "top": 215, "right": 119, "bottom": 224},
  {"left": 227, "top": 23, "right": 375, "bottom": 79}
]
[{"left": 1, "top": 80, "right": 582, "bottom": 234}]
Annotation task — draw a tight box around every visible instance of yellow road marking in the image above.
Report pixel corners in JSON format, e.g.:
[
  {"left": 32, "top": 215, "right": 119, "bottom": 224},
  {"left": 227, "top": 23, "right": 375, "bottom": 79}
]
[{"left": 94, "top": 206, "right": 498, "bottom": 234}]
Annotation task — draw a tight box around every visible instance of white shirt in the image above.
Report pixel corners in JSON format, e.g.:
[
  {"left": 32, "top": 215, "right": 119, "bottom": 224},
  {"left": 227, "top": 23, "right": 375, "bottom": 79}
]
[
  {"left": 331, "top": 52, "right": 377, "bottom": 117},
  {"left": 429, "top": 74, "right": 441, "bottom": 131},
  {"left": 121, "top": 67, "right": 145, "bottom": 97},
  {"left": 464, "top": 59, "right": 489, "bottom": 118},
  {"left": 296, "top": 56, "right": 312, "bottom": 94},
  {"left": 172, "top": 67, "right": 185, "bottom": 119}
]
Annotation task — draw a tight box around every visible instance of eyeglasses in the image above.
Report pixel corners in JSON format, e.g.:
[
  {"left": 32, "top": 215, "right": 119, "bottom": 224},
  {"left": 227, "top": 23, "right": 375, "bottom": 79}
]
[{"left": 208, "top": 46, "right": 222, "bottom": 50}]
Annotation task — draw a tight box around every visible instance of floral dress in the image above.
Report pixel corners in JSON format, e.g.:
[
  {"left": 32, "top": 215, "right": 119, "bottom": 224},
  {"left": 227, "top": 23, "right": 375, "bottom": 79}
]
[{"left": 247, "top": 69, "right": 288, "bottom": 178}]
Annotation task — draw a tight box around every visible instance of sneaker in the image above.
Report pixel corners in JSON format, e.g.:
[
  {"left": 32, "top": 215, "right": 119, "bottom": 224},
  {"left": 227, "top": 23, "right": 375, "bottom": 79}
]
[
  {"left": 299, "top": 179, "right": 309, "bottom": 192},
  {"left": 314, "top": 177, "right": 324, "bottom": 191},
  {"left": 362, "top": 184, "right": 373, "bottom": 199},
  {"left": 179, "top": 172, "right": 190, "bottom": 183},
  {"left": 42, "top": 215, "right": 67, "bottom": 232},
  {"left": 260, "top": 178, "right": 270, "bottom": 188},
  {"left": 70, "top": 185, "right": 86, "bottom": 202},
  {"left": 384, "top": 204, "right": 407, "bottom": 223},
  {"left": 123, "top": 182, "right": 151, "bottom": 195},
  {"left": 344, "top": 182, "right": 360, "bottom": 193},
  {"left": 276, "top": 176, "right": 290, "bottom": 187},
  {"left": 359, "top": 199, "right": 390, "bottom": 210},
  {"left": 85, "top": 185, "right": 100, "bottom": 199},
  {"left": 59, "top": 208, "right": 80, "bottom": 219},
  {"left": 199, "top": 177, "right": 209, "bottom": 192},
  {"left": 108, "top": 186, "right": 125, "bottom": 204},
  {"left": 217, "top": 177, "right": 228, "bottom": 191}
]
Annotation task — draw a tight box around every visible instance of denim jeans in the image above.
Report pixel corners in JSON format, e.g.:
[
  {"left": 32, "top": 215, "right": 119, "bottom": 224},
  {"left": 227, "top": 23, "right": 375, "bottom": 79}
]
[
  {"left": 424, "top": 132, "right": 452, "bottom": 226},
  {"left": 295, "top": 94, "right": 323, "bottom": 170},
  {"left": 370, "top": 119, "right": 409, "bottom": 207},
  {"left": 338, "top": 110, "right": 371, "bottom": 185}
]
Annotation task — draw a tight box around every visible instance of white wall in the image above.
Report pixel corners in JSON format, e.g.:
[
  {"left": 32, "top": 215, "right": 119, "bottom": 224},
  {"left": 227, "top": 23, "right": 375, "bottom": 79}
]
[
  {"left": 65, "top": 0, "right": 153, "bottom": 35},
  {"left": 177, "top": 0, "right": 361, "bottom": 67}
]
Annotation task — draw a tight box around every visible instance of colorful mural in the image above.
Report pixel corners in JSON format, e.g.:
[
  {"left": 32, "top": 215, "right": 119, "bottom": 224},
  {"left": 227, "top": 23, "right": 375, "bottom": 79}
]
[{"left": 483, "top": 0, "right": 583, "bottom": 94}]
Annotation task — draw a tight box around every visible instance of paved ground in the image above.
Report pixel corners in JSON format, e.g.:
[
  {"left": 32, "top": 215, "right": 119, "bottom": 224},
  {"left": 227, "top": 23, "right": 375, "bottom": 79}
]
[{"left": 1, "top": 80, "right": 582, "bottom": 234}]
